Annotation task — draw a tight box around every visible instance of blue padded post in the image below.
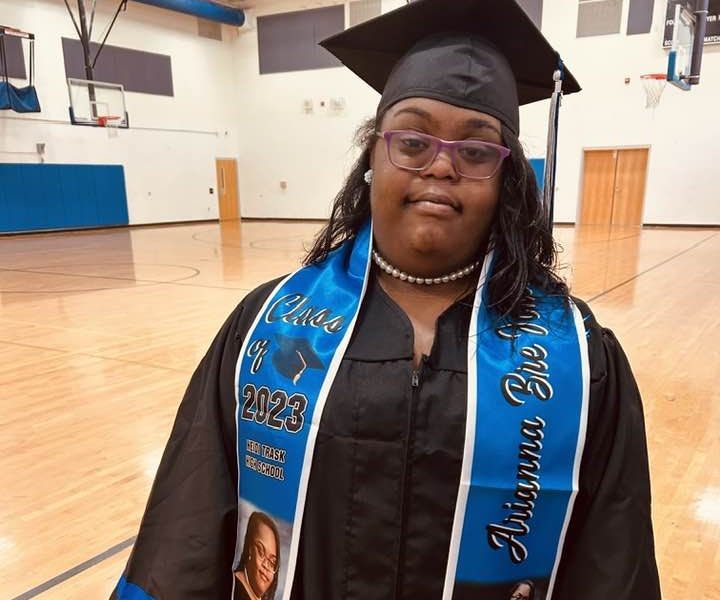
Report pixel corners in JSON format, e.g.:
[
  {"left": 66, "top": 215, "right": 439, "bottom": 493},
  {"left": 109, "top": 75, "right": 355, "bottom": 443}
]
[{"left": 529, "top": 158, "right": 546, "bottom": 192}]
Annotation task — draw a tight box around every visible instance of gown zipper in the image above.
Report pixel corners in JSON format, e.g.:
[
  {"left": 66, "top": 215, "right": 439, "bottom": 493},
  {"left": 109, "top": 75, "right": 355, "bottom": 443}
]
[{"left": 394, "top": 358, "right": 425, "bottom": 598}]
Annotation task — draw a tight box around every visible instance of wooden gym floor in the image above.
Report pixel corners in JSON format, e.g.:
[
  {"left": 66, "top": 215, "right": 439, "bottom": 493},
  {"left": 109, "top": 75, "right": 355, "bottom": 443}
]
[{"left": 1, "top": 220, "right": 718, "bottom": 599}]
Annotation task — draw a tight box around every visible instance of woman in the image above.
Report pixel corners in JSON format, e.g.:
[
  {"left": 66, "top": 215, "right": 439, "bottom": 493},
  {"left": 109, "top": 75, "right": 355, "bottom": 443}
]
[
  {"left": 111, "top": 1, "right": 661, "bottom": 599},
  {"left": 233, "top": 512, "right": 280, "bottom": 600},
  {"left": 509, "top": 580, "right": 536, "bottom": 600}
]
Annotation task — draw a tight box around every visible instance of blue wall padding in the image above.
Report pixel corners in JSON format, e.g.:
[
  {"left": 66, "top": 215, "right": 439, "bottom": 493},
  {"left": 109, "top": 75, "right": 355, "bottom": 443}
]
[
  {"left": 0, "top": 164, "right": 129, "bottom": 233},
  {"left": 529, "top": 158, "right": 546, "bottom": 191},
  {"left": 131, "top": 0, "right": 245, "bottom": 26}
]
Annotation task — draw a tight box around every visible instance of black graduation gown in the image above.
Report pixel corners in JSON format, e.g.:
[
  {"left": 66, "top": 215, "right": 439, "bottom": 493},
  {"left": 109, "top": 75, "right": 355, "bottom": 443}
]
[{"left": 112, "top": 275, "right": 661, "bottom": 600}]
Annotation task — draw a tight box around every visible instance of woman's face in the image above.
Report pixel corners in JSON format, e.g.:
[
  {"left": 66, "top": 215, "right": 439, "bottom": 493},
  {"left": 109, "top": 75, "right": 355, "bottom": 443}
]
[
  {"left": 510, "top": 582, "right": 532, "bottom": 600},
  {"left": 370, "top": 97, "right": 504, "bottom": 275},
  {"left": 247, "top": 522, "right": 277, "bottom": 597}
]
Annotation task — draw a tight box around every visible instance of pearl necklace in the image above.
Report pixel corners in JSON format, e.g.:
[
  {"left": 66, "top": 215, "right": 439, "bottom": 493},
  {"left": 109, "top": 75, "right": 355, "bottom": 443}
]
[{"left": 372, "top": 249, "right": 480, "bottom": 285}]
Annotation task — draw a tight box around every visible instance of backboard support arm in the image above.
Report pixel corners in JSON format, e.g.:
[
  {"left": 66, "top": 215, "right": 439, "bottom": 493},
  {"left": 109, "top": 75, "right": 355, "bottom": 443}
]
[
  {"left": 689, "top": 0, "right": 708, "bottom": 85},
  {"left": 92, "top": 1, "right": 128, "bottom": 70}
]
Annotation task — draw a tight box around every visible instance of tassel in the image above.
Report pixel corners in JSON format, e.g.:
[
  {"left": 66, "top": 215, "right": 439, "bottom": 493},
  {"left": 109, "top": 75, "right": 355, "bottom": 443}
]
[{"left": 543, "top": 60, "right": 564, "bottom": 232}]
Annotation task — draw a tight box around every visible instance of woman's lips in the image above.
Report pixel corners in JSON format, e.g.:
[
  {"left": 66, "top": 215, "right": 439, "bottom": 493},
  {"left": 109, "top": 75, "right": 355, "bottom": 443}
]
[{"left": 406, "top": 193, "right": 460, "bottom": 216}]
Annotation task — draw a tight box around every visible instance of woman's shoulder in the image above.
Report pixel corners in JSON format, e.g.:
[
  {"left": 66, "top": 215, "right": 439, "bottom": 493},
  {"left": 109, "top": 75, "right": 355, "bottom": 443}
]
[
  {"left": 569, "top": 295, "right": 631, "bottom": 386},
  {"left": 224, "top": 275, "right": 287, "bottom": 328},
  {"left": 237, "top": 276, "right": 287, "bottom": 316},
  {"left": 203, "top": 276, "right": 288, "bottom": 360},
  {"left": 568, "top": 296, "right": 646, "bottom": 466}
]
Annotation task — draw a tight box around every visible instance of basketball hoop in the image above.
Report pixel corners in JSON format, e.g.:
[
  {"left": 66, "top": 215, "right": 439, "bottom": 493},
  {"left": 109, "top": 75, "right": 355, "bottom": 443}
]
[
  {"left": 97, "top": 115, "right": 121, "bottom": 138},
  {"left": 97, "top": 115, "right": 121, "bottom": 127},
  {"left": 640, "top": 74, "right": 667, "bottom": 109}
]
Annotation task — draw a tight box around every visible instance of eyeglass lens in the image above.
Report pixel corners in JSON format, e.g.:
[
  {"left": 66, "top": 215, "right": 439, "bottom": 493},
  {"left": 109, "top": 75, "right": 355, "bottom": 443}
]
[
  {"left": 386, "top": 130, "right": 505, "bottom": 179},
  {"left": 254, "top": 541, "right": 278, "bottom": 573}
]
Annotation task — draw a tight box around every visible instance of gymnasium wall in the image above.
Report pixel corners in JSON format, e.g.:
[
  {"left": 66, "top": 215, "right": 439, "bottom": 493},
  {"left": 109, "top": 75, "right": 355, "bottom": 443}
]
[
  {"left": 0, "top": 0, "right": 238, "bottom": 226},
  {"left": 539, "top": 0, "right": 720, "bottom": 225},
  {"left": 234, "top": 0, "right": 720, "bottom": 225},
  {"left": 234, "top": 0, "right": 389, "bottom": 221}
]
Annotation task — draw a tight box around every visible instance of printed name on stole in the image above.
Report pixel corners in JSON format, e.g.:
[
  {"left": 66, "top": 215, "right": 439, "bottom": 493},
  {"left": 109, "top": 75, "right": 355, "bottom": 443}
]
[
  {"left": 495, "top": 290, "right": 549, "bottom": 341},
  {"left": 246, "top": 439, "right": 286, "bottom": 463},
  {"left": 501, "top": 343, "right": 553, "bottom": 407},
  {"left": 486, "top": 416, "right": 546, "bottom": 564},
  {"left": 487, "top": 289, "right": 555, "bottom": 563},
  {"left": 497, "top": 291, "right": 553, "bottom": 407},
  {"left": 245, "top": 455, "right": 285, "bottom": 481},
  {"left": 245, "top": 438, "right": 287, "bottom": 481},
  {"left": 265, "top": 292, "right": 345, "bottom": 334}
]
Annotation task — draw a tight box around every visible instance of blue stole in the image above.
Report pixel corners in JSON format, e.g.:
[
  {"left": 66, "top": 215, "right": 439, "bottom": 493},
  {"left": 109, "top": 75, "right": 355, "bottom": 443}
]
[{"left": 233, "top": 220, "right": 589, "bottom": 600}]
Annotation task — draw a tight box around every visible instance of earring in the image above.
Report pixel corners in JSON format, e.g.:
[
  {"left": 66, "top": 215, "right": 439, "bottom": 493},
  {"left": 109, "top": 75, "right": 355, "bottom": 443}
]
[{"left": 363, "top": 169, "right": 373, "bottom": 184}]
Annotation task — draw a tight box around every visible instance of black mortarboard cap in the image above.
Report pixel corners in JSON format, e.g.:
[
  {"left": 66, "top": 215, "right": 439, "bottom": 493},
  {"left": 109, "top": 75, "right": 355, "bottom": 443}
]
[
  {"left": 273, "top": 334, "right": 324, "bottom": 384},
  {"left": 320, "top": 0, "right": 581, "bottom": 135}
]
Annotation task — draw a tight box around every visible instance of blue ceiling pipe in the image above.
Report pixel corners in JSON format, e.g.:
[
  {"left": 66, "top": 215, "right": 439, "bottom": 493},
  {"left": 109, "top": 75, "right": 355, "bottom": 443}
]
[{"left": 131, "top": 0, "right": 245, "bottom": 26}]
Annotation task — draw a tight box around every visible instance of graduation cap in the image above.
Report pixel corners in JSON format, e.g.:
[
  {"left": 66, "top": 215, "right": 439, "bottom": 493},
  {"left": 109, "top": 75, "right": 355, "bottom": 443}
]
[
  {"left": 320, "top": 0, "right": 580, "bottom": 224},
  {"left": 321, "top": 0, "right": 579, "bottom": 135},
  {"left": 272, "top": 334, "right": 324, "bottom": 385}
]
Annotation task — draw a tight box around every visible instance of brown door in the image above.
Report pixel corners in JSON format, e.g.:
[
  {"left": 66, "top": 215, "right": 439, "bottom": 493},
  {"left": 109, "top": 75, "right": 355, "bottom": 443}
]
[
  {"left": 579, "top": 148, "right": 648, "bottom": 226},
  {"left": 216, "top": 158, "right": 240, "bottom": 221},
  {"left": 611, "top": 149, "right": 649, "bottom": 226},
  {"left": 579, "top": 150, "right": 616, "bottom": 225}
]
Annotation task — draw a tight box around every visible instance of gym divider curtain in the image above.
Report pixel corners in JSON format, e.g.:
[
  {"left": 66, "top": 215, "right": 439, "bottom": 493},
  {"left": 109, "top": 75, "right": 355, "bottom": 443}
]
[{"left": 0, "top": 28, "right": 41, "bottom": 113}]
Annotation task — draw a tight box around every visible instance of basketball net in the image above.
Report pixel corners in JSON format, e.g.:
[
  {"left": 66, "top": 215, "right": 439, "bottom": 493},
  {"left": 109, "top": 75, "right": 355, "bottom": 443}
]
[
  {"left": 98, "top": 115, "right": 121, "bottom": 138},
  {"left": 641, "top": 74, "right": 667, "bottom": 109}
]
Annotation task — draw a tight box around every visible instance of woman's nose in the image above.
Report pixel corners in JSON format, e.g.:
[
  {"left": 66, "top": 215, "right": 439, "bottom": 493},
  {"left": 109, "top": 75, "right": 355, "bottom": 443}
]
[{"left": 420, "top": 148, "right": 460, "bottom": 181}]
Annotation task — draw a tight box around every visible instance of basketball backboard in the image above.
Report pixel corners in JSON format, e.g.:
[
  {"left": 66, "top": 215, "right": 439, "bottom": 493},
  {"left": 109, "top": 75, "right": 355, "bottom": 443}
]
[
  {"left": 668, "top": 3, "right": 695, "bottom": 89},
  {"left": 664, "top": 0, "right": 711, "bottom": 90},
  {"left": 67, "top": 77, "right": 129, "bottom": 127}
]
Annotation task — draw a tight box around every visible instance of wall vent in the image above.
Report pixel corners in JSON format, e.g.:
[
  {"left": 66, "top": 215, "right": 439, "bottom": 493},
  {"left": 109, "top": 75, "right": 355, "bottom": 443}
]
[
  {"left": 198, "top": 18, "right": 223, "bottom": 41},
  {"left": 348, "top": 0, "right": 381, "bottom": 27}
]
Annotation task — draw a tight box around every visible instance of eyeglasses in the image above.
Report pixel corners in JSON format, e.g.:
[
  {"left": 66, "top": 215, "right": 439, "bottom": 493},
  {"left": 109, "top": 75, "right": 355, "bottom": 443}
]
[
  {"left": 253, "top": 541, "right": 278, "bottom": 574},
  {"left": 376, "top": 130, "right": 511, "bottom": 180}
]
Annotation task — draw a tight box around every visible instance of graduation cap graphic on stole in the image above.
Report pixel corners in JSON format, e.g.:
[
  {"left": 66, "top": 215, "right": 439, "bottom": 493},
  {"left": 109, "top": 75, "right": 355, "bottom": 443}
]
[{"left": 272, "top": 334, "right": 324, "bottom": 385}]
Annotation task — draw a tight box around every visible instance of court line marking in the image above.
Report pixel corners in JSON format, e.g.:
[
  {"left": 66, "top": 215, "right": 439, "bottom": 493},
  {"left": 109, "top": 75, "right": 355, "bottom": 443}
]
[
  {"left": 9, "top": 231, "right": 717, "bottom": 599},
  {"left": 588, "top": 232, "right": 717, "bottom": 302},
  {"left": 0, "top": 262, "right": 201, "bottom": 293},
  {"left": 0, "top": 339, "right": 189, "bottom": 374},
  {"left": 0, "top": 318, "right": 139, "bottom": 340},
  {"left": 190, "top": 228, "right": 313, "bottom": 251},
  {"left": 0, "top": 262, "right": 252, "bottom": 293},
  {"left": 1, "top": 281, "right": 252, "bottom": 293},
  {"left": 560, "top": 230, "right": 642, "bottom": 245},
  {"left": 9, "top": 536, "right": 136, "bottom": 600},
  {"left": 0, "top": 262, "right": 200, "bottom": 278}
]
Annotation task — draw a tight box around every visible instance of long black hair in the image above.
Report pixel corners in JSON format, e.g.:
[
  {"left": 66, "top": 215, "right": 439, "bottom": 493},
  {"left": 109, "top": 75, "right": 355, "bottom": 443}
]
[
  {"left": 303, "top": 115, "right": 567, "bottom": 321},
  {"left": 237, "top": 511, "right": 280, "bottom": 600}
]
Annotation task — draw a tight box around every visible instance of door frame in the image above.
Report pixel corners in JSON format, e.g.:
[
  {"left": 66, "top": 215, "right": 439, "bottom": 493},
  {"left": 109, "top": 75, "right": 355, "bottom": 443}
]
[
  {"left": 577, "top": 145, "right": 651, "bottom": 226},
  {"left": 215, "top": 157, "right": 240, "bottom": 221}
]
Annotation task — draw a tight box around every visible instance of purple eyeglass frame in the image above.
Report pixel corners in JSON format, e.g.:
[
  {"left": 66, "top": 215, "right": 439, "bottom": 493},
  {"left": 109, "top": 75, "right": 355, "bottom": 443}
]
[{"left": 376, "top": 129, "right": 511, "bottom": 180}]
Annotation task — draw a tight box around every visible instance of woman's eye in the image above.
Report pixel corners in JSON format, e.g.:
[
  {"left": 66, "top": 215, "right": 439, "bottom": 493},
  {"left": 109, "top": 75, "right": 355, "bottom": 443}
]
[
  {"left": 458, "top": 145, "right": 494, "bottom": 163},
  {"left": 399, "top": 136, "right": 429, "bottom": 152}
]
